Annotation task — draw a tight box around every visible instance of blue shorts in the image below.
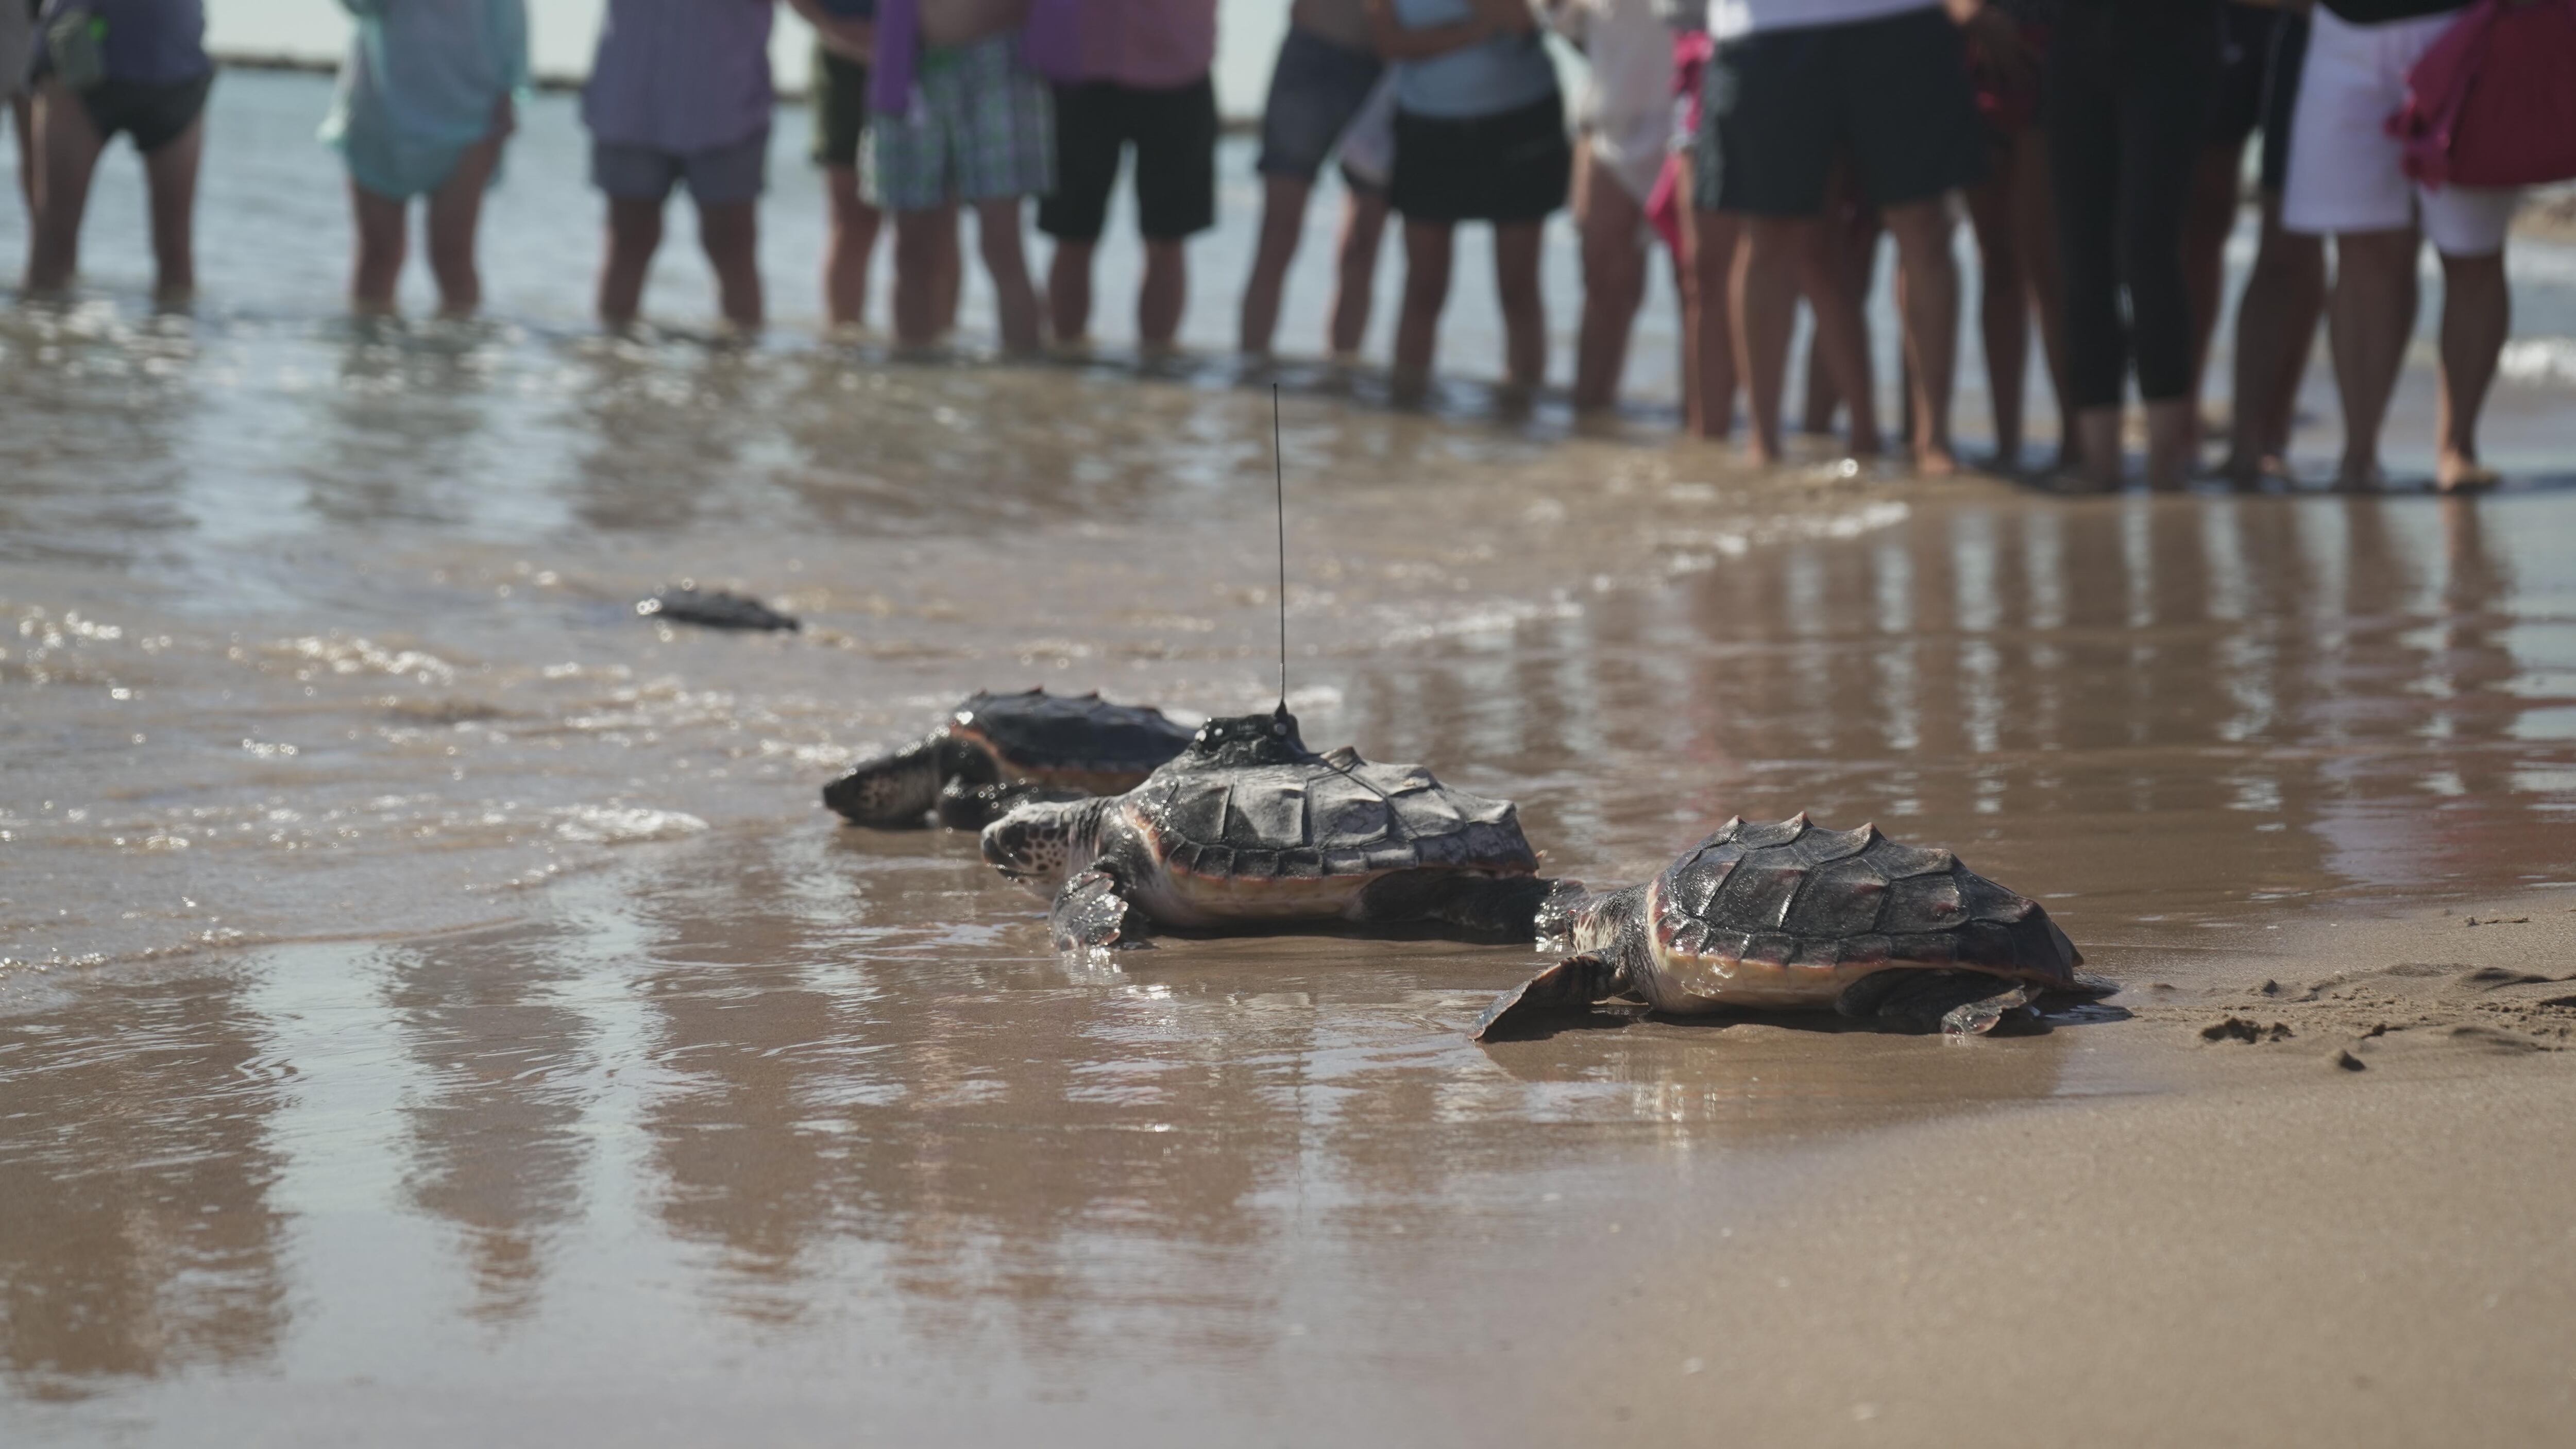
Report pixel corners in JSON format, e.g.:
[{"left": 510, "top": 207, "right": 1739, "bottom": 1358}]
[{"left": 1256, "top": 26, "right": 1384, "bottom": 189}]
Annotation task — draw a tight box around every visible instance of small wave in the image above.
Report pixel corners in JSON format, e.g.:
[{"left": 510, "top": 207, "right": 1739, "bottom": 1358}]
[
  {"left": 2500, "top": 337, "right": 2576, "bottom": 388},
  {"left": 553, "top": 805, "right": 710, "bottom": 845}
]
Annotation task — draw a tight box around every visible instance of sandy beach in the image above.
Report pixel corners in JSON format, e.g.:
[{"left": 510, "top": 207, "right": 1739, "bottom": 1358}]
[{"left": 7, "top": 67, "right": 2576, "bottom": 1447}]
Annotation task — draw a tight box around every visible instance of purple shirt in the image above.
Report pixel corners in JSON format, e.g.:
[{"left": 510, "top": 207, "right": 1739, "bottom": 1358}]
[
  {"left": 38, "top": 0, "right": 208, "bottom": 85},
  {"left": 1038, "top": 0, "right": 1216, "bottom": 89},
  {"left": 582, "top": 0, "right": 774, "bottom": 154}
]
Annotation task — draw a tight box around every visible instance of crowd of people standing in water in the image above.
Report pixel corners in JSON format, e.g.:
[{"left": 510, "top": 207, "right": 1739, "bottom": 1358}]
[{"left": 0, "top": 0, "right": 2565, "bottom": 491}]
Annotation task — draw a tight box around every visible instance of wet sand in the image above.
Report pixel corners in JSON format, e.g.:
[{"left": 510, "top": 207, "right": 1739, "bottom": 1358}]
[{"left": 10, "top": 70, "right": 2576, "bottom": 1447}]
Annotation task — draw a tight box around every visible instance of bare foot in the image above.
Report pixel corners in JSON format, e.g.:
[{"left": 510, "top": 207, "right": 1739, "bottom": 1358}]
[
  {"left": 2332, "top": 455, "right": 2385, "bottom": 493},
  {"left": 2436, "top": 448, "right": 2501, "bottom": 493},
  {"left": 1913, "top": 442, "right": 1960, "bottom": 478}
]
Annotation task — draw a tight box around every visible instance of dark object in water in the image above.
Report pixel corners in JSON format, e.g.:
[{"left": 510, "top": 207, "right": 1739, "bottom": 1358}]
[
  {"left": 639, "top": 587, "right": 800, "bottom": 632},
  {"left": 978, "top": 706, "right": 1556, "bottom": 952},
  {"left": 824, "top": 689, "right": 1194, "bottom": 830},
  {"left": 1473, "top": 813, "right": 2112, "bottom": 1043}
]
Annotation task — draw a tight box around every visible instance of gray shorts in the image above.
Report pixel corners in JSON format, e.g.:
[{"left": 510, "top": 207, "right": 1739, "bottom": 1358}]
[{"left": 591, "top": 131, "right": 770, "bottom": 206}]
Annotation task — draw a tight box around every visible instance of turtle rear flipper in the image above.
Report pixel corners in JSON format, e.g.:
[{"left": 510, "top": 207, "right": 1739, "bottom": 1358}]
[
  {"left": 1050, "top": 868, "right": 1150, "bottom": 956},
  {"left": 1359, "top": 870, "right": 1563, "bottom": 942},
  {"left": 1837, "top": 970, "right": 2036, "bottom": 1037},
  {"left": 1471, "top": 953, "right": 1625, "bottom": 1043}
]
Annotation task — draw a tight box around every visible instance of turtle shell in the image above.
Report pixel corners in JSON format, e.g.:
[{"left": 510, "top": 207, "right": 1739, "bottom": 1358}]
[
  {"left": 1635, "top": 813, "right": 2080, "bottom": 1012},
  {"left": 950, "top": 689, "right": 1193, "bottom": 789},
  {"left": 1129, "top": 746, "right": 1539, "bottom": 885}
]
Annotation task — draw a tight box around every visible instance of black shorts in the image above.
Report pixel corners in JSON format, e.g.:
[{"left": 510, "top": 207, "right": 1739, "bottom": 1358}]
[
  {"left": 77, "top": 70, "right": 212, "bottom": 155},
  {"left": 810, "top": 46, "right": 869, "bottom": 168},
  {"left": 2257, "top": 11, "right": 2309, "bottom": 194},
  {"left": 1695, "top": 5, "right": 1986, "bottom": 216},
  {"left": 1037, "top": 75, "right": 1218, "bottom": 242},
  {"left": 2208, "top": 1, "right": 2280, "bottom": 149},
  {"left": 1389, "top": 92, "right": 1569, "bottom": 225}
]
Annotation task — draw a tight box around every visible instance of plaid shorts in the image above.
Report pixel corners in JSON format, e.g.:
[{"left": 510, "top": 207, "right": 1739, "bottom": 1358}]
[{"left": 866, "top": 33, "right": 1055, "bottom": 212}]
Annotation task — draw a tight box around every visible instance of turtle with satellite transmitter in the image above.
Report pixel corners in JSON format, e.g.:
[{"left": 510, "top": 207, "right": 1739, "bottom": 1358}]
[
  {"left": 979, "top": 705, "right": 1561, "bottom": 952},
  {"left": 978, "top": 388, "right": 1564, "bottom": 950},
  {"left": 1472, "top": 813, "right": 2112, "bottom": 1041}
]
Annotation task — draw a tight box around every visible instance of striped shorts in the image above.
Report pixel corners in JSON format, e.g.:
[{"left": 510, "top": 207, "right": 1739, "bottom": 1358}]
[{"left": 866, "top": 32, "right": 1056, "bottom": 212}]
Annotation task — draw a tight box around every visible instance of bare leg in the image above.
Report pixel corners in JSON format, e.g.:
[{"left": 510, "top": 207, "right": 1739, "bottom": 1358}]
[
  {"left": 25, "top": 80, "right": 105, "bottom": 296},
  {"left": 1681, "top": 173, "right": 1738, "bottom": 439},
  {"left": 1962, "top": 141, "right": 2029, "bottom": 469},
  {"left": 2221, "top": 190, "right": 2326, "bottom": 481},
  {"left": 2325, "top": 227, "right": 2419, "bottom": 489},
  {"left": 1494, "top": 219, "right": 1547, "bottom": 395},
  {"left": 892, "top": 207, "right": 944, "bottom": 345},
  {"left": 1736, "top": 215, "right": 1878, "bottom": 464},
  {"left": 1329, "top": 184, "right": 1390, "bottom": 356},
  {"left": 1801, "top": 171, "right": 1879, "bottom": 436},
  {"left": 1885, "top": 197, "right": 1962, "bottom": 474},
  {"left": 1393, "top": 217, "right": 1454, "bottom": 399},
  {"left": 139, "top": 114, "right": 204, "bottom": 305},
  {"left": 974, "top": 195, "right": 1043, "bottom": 353},
  {"left": 1048, "top": 238, "right": 1095, "bottom": 343},
  {"left": 821, "top": 162, "right": 882, "bottom": 330},
  {"left": 597, "top": 195, "right": 664, "bottom": 330},
  {"left": 2182, "top": 139, "right": 2244, "bottom": 416},
  {"left": 934, "top": 202, "right": 963, "bottom": 333},
  {"left": 2075, "top": 406, "right": 2123, "bottom": 490},
  {"left": 2011, "top": 127, "right": 2075, "bottom": 470},
  {"left": 1572, "top": 145, "right": 1647, "bottom": 412},
  {"left": 2434, "top": 247, "right": 2508, "bottom": 492},
  {"left": 2145, "top": 398, "right": 2195, "bottom": 490},
  {"left": 10, "top": 93, "right": 32, "bottom": 215},
  {"left": 696, "top": 198, "right": 762, "bottom": 333},
  {"left": 423, "top": 126, "right": 506, "bottom": 317},
  {"left": 1139, "top": 237, "right": 1186, "bottom": 348},
  {"left": 1239, "top": 172, "right": 1313, "bottom": 356},
  {"left": 348, "top": 182, "right": 409, "bottom": 314}
]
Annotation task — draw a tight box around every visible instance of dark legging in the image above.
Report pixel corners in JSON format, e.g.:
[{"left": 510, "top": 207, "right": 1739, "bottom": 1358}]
[{"left": 2048, "top": 0, "right": 2222, "bottom": 409}]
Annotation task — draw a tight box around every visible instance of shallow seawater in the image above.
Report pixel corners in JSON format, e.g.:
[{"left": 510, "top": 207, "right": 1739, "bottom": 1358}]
[{"left": 8, "top": 70, "right": 2576, "bottom": 1445}]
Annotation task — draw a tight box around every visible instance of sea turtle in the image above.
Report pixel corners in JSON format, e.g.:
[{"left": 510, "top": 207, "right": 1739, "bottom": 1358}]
[
  {"left": 639, "top": 586, "right": 800, "bottom": 632},
  {"left": 1473, "top": 813, "right": 2108, "bottom": 1042},
  {"left": 979, "top": 706, "right": 1560, "bottom": 952},
  {"left": 823, "top": 688, "right": 1194, "bottom": 830}
]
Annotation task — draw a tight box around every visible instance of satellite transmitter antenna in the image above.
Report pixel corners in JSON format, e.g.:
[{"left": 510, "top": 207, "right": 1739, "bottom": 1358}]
[{"left": 1273, "top": 384, "right": 1289, "bottom": 711}]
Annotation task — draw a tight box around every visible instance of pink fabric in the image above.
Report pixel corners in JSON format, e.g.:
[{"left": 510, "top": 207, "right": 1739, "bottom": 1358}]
[
  {"left": 2391, "top": 0, "right": 2576, "bottom": 190},
  {"left": 1646, "top": 30, "right": 1713, "bottom": 257},
  {"left": 1019, "top": 0, "right": 1088, "bottom": 82},
  {"left": 1044, "top": 0, "right": 1216, "bottom": 89},
  {"left": 868, "top": 0, "right": 918, "bottom": 114}
]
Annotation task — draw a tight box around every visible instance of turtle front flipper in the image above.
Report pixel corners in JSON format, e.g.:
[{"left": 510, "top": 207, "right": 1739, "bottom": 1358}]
[
  {"left": 1050, "top": 868, "right": 1151, "bottom": 955},
  {"left": 1470, "top": 953, "right": 1626, "bottom": 1043},
  {"left": 1836, "top": 970, "right": 2036, "bottom": 1037}
]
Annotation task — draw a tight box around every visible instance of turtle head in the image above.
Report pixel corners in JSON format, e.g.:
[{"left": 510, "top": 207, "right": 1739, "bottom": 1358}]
[
  {"left": 1562, "top": 882, "right": 1649, "bottom": 957},
  {"left": 823, "top": 735, "right": 959, "bottom": 827},
  {"left": 1182, "top": 705, "right": 1317, "bottom": 768},
  {"left": 980, "top": 797, "right": 1107, "bottom": 896}
]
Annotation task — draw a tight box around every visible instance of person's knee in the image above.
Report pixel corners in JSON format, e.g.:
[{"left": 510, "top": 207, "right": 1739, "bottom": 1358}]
[
  {"left": 1885, "top": 199, "right": 1955, "bottom": 254},
  {"left": 2437, "top": 249, "right": 2506, "bottom": 283}
]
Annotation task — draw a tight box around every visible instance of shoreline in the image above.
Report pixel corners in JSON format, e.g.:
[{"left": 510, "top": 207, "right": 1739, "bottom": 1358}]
[{"left": 1532, "top": 885, "right": 2576, "bottom": 1445}]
